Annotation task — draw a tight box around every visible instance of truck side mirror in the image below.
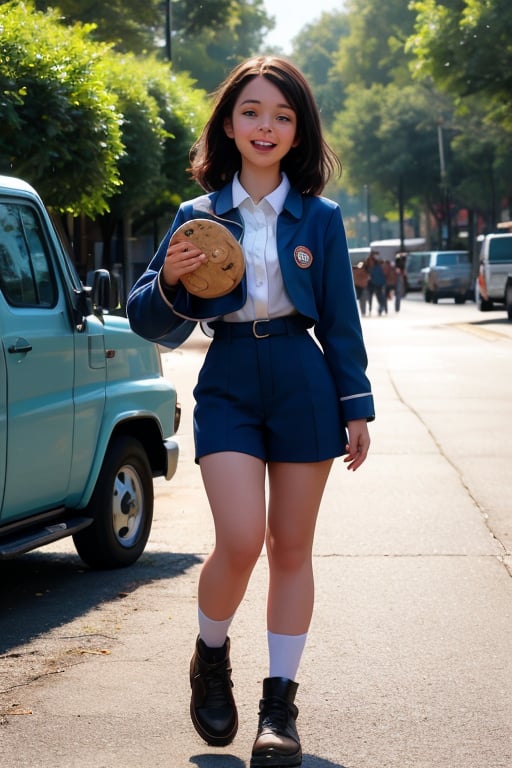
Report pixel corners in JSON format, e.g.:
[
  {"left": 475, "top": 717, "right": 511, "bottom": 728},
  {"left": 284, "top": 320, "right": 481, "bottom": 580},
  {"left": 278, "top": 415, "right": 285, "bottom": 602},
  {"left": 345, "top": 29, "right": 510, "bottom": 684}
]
[{"left": 91, "top": 269, "right": 114, "bottom": 314}]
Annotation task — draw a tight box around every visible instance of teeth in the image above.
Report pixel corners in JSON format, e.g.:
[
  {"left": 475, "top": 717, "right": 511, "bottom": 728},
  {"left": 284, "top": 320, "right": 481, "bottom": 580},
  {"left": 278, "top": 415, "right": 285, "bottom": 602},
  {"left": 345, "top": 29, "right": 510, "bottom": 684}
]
[{"left": 254, "top": 141, "right": 273, "bottom": 147}]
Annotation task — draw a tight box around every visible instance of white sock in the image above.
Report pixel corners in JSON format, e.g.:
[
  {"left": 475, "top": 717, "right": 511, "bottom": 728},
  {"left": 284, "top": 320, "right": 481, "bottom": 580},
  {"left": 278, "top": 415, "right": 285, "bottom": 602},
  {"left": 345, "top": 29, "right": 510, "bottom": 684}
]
[
  {"left": 198, "top": 607, "right": 234, "bottom": 648},
  {"left": 268, "top": 631, "right": 308, "bottom": 681}
]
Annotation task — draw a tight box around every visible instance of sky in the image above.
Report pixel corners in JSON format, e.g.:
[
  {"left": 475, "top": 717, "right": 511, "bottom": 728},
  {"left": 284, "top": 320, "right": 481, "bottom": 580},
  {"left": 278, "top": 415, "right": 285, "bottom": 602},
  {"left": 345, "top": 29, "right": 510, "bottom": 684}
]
[{"left": 263, "top": 0, "right": 344, "bottom": 53}]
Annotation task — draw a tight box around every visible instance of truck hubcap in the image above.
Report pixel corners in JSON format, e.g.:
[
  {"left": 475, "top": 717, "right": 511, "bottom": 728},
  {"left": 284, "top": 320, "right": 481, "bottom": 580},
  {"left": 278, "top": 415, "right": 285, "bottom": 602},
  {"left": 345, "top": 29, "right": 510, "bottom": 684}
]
[{"left": 112, "top": 465, "right": 144, "bottom": 547}]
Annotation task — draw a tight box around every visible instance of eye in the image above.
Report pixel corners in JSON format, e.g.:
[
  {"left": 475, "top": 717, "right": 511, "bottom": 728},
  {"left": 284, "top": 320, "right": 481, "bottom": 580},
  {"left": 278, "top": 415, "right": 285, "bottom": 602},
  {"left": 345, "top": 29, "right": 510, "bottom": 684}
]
[{"left": 242, "top": 109, "right": 257, "bottom": 118}]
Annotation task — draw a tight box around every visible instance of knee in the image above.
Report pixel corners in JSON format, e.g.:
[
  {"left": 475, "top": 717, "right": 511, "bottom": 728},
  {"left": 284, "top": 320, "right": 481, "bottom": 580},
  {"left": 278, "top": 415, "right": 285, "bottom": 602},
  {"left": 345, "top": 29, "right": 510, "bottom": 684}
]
[
  {"left": 266, "top": 535, "right": 310, "bottom": 574},
  {"left": 219, "top": 533, "right": 264, "bottom": 576}
]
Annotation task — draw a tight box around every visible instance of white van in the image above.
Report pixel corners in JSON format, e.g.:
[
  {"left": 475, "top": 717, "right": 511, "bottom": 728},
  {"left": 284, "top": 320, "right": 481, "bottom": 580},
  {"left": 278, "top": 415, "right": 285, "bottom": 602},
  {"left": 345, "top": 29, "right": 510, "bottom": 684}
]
[
  {"left": 369, "top": 238, "right": 426, "bottom": 263},
  {"left": 476, "top": 233, "right": 512, "bottom": 310}
]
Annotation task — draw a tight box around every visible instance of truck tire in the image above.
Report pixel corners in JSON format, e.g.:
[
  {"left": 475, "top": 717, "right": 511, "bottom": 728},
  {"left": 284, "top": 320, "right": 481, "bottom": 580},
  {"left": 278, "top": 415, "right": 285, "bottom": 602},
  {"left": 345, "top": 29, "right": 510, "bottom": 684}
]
[
  {"left": 475, "top": 281, "right": 493, "bottom": 311},
  {"left": 73, "top": 436, "right": 154, "bottom": 569}
]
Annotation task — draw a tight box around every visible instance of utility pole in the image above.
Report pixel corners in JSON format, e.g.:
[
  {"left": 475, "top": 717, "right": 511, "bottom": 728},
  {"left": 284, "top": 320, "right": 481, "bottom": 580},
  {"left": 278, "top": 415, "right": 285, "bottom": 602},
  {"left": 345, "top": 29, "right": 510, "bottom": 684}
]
[
  {"left": 364, "top": 184, "right": 372, "bottom": 244},
  {"left": 437, "top": 120, "right": 451, "bottom": 247},
  {"left": 398, "top": 174, "right": 405, "bottom": 253},
  {"left": 165, "top": 1, "right": 172, "bottom": 61}
]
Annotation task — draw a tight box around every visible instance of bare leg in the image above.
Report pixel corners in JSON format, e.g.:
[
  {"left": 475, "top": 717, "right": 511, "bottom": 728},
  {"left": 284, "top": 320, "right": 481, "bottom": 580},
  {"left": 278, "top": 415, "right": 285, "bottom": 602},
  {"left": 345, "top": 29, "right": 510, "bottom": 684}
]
[
  {"left": 266, "top": 460, "right": 333, "bottom": 634},
  {"left": 198, "top": 452, "right": 267, "bottom": 620}
]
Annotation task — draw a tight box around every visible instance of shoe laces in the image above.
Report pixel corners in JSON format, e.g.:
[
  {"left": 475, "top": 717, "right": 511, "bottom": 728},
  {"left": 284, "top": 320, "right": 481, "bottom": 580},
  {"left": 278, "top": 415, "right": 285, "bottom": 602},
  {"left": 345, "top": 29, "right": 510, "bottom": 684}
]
[
  {"left": 198, "top": 661, "right": 233, "bottom": 708},
  {"left": 259, "top": 696, "right": 290, "bottom": 732}
]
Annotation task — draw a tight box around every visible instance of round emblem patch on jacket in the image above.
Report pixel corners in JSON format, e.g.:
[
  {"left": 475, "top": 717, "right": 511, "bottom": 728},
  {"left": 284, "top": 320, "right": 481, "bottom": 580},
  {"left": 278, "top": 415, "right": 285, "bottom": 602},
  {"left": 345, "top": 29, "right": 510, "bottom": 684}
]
[{"left": 294, "top": 246, "right": 313, "bottom": 269}]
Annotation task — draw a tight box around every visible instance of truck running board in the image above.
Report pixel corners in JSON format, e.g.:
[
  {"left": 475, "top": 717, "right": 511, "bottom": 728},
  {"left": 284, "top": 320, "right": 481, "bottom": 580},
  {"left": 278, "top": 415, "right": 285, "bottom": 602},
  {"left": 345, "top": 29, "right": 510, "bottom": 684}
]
[{"left": 0, "top": 517, "right": 93, "bottom": 559}]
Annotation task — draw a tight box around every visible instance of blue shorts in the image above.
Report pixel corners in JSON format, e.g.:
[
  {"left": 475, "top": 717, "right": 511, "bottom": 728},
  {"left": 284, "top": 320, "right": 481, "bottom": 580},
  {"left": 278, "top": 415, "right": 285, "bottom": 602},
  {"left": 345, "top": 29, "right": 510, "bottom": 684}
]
[{"left": 193, "top": 317, "right": 346, "bottom": 463}]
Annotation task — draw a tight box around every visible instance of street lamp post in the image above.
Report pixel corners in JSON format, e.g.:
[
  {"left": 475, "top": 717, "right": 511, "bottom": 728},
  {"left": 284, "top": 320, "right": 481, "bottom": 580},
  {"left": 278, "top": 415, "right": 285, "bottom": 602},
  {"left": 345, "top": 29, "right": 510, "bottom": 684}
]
[
  {"left": 398, "top": 173, "right": 405, "bottom": 253},
  {"left": 364, "top": 184, "right": 372, "bottom": 243},
  {"left": 437, "top": 120, "right": 451, "bottom": 247},
  {"left": 165, "top": 1, "right": 172, "bottom": 61}
]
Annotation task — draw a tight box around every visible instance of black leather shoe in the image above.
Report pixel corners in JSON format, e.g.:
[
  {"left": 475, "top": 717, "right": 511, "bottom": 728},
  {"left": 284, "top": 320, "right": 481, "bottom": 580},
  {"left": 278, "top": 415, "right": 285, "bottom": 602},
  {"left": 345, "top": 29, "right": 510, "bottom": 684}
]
[
  {"left": 250, "top": 677, "right": 302, "bottom": 767},
  {"left": 189, "top": 635, "right": 238, "bottom": 747}
]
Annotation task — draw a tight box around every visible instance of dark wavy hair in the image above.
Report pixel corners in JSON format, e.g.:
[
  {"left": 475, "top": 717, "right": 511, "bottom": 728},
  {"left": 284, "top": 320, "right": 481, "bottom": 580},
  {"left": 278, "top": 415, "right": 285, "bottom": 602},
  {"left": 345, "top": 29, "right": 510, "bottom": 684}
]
[{"left": 189, "top": 56, "right": 341, "bottom": 195}]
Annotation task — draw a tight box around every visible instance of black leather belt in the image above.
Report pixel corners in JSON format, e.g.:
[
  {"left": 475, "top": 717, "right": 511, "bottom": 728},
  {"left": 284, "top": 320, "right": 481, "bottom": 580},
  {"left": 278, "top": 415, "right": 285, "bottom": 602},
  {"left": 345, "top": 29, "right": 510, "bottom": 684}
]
[{"left": 210, "top": 316, "right": 312, "bottom": 340}]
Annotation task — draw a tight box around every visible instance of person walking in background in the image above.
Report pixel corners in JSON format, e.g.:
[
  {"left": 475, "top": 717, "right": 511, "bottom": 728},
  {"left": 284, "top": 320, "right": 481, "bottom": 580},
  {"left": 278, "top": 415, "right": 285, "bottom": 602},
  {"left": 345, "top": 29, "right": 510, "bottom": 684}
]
[
  {"left": 393, "top": 254, "right": 406, "bottom": 312},
  {"left": 353, "top": 260, "right": 370, "bottom": 315},
  {"left": 383, "top": 259, "right": 396, "bottom": 314},
  {"left": 127, "top": 56, "right": 374, "bottom": 768},
  {"left": 367, "top": 250, "right": 386, "bottom": 315}
]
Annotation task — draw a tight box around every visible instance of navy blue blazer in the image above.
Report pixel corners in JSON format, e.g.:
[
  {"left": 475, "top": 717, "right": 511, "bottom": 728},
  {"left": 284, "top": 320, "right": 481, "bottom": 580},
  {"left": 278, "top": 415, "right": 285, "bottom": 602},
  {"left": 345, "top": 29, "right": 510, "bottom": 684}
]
[{"left": 126, "top": 184, "right": 375, "bottom": 423}]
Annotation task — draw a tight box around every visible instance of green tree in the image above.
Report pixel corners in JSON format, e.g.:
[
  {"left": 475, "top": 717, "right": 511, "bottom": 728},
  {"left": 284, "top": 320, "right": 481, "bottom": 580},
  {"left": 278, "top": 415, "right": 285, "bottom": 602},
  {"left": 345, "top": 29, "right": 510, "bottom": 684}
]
[
  {"left": 408, "top": 0, "right": 512, "bottom": 132},
  {"left": 290, "top": 11, "right": 350, "bottom": 127},
  {"left": 99, "top": 56, "right": 210, "bottom": 255},
  {"left": 30, "top": 0, "right": 236, "bottom": 55},
  {"left": 333, "top": 84, "right": 441, "bottom": 203},
  {"left": 32, "top": 0, "right": 164, "bottom": 53},
  {"left": 333, "top": 0, "right": 417, "bottom": 90},
  {"left": 171, "top": 0, "right": 273, "bottom": 92},
  {"left": 408, "top": 0, "right": 512, "bottom": 229},
  {"left": 0, "top": 1, "right": 123, "bottom": 216}
]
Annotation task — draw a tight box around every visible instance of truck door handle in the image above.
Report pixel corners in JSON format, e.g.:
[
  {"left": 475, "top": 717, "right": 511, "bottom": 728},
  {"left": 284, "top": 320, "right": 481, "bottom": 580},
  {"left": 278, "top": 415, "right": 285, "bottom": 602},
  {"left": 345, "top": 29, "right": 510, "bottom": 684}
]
[{"left": 8, "top": 338, "right": 33, "bottom": 354}]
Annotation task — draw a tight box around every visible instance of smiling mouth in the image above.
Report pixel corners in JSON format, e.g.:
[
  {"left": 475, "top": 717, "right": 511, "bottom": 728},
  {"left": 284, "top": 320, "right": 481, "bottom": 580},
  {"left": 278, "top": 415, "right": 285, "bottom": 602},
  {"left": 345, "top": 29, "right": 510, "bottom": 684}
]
[{"left": 252, "top": 140, "right": 275, "bottom": 149}]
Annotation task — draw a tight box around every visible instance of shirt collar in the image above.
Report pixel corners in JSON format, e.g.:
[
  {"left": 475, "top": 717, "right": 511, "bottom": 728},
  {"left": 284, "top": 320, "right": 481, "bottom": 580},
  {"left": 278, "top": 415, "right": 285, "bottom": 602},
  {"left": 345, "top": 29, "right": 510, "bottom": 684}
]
[{"left": 232, "top": 173, "right": 291, "bottom": 215}]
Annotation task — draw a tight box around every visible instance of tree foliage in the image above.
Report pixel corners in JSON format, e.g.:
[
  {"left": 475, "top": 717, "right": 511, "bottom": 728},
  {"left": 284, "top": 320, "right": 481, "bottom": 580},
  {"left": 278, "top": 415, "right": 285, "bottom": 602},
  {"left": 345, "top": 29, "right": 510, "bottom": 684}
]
[
  {"left": 408, "top": 0, "right": 512, "bottom": 133},
  {"left": 0, "top": 1, "right": 209, "bottom": 223},
  {"left": 332, "top": 83, "right": 443, "bottom": 212},
  {"left": 170, "top": 0, "right": 273, "bottom": 92},
  {"left": 291, "top": 12, "right": 350, "bottom": 126},
  {"left": 31, "top": 0, "right": 237, "bottom": 55},
  {"left": 33, "top": 0, "right": 164, "bottom": 53},
  {"left": 333, "top": 0, "right": 417, "bottom": 90},
  {"left": 0, "top": 1, "right": 123, "bottom": 216},
  {"left": 2, "top": 0, "right": 510, "bottom": 244}
]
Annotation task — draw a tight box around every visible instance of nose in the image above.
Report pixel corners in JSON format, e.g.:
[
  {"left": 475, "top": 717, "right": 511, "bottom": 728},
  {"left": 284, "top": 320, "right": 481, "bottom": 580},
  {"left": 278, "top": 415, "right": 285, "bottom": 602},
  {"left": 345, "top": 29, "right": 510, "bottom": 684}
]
[{"left": 257, "top": 117, "right": 272, "bottom": 132}]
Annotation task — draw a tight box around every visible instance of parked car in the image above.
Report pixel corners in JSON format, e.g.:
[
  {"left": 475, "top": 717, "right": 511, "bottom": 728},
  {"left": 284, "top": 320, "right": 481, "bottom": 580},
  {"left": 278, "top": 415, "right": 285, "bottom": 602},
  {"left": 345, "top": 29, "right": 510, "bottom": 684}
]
[
  {"left": 475, "top": 232, "right": 512, "bottom": 311},
  {"left": 420, "top": 250, "right": 472, "bottom": 304},
  {"left": 0, "top": 175, "right": 180, "bottom": 568},
  {"left": 404, "top": 251, "right": 431, "bottom": 292}
]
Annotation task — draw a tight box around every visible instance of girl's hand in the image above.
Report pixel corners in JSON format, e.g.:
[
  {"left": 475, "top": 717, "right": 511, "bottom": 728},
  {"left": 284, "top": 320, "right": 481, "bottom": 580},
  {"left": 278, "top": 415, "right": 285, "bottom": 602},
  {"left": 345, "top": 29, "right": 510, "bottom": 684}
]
[
  {"left": 162, "top": 239, "right": 207, "bottom": 288},
  {"left": 344, "top": 419, "right": 370, "bottom": 471}
]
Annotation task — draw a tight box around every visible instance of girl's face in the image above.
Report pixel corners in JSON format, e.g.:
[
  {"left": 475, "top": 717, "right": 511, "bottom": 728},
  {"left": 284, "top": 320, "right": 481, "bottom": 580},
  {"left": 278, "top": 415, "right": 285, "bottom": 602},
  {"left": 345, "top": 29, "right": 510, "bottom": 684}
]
[{"left": 224, "top": 76, "right": 299, "bottom": 175}]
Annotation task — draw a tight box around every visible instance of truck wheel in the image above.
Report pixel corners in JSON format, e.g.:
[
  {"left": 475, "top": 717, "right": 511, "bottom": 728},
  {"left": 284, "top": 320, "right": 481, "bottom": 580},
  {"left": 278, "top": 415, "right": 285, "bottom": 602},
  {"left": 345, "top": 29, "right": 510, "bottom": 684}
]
[
  {"left": 475, "top": 282, "right": 492, "bottom": 311},
  {"left": 454, "top": 295, "right": 466, "bottom": 305},
  {"left": 73, "top": 436, "right": 154, "bottom": 569}
]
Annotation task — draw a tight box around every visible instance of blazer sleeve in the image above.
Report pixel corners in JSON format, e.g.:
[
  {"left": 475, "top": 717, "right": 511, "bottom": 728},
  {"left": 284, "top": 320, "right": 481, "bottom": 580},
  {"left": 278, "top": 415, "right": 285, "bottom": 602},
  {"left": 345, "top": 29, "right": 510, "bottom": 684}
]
[
  {"left": 313, "top": 205, "right": 375, "bottom": 423},
  {"left": 126, "top": 211, "right": 197, "bottom": 349}
]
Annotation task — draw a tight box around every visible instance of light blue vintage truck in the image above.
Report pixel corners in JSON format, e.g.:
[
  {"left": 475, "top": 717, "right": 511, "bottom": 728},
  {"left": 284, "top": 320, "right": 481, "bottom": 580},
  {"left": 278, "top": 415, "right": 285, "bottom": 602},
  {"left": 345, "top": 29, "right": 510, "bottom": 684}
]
[{"left": 0, "top": 175, "right": 180, "bottom": 568}]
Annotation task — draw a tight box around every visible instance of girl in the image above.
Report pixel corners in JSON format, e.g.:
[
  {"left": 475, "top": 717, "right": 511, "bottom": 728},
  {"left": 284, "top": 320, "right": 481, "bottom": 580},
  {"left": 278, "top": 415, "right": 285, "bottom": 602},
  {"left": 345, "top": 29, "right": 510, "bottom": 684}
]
[{"left": 127, "top": 56, "right": 374, "bottom": 768}]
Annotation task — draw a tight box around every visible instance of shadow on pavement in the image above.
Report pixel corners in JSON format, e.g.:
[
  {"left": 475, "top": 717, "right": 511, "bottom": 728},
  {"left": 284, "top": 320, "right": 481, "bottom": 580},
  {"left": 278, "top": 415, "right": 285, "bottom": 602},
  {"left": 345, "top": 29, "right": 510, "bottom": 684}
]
[
  {"left": 0, "top": 549, "right": 201, "bottom": 654},
  {"left": 471, "top": 316, "right": 510, "bottom": 327},
  {"left": 190, "top": 755, "right": 246, "bottom": 768},
  {"left": 190, "top": 753, "right": 348, "bottom": 768}
]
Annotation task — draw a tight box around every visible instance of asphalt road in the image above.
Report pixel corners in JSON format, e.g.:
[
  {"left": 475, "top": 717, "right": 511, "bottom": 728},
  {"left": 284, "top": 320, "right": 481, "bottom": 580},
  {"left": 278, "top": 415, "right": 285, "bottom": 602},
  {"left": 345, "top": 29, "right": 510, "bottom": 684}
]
[{"left": 1, "top": 294, "right": 511, "bottom": 768}]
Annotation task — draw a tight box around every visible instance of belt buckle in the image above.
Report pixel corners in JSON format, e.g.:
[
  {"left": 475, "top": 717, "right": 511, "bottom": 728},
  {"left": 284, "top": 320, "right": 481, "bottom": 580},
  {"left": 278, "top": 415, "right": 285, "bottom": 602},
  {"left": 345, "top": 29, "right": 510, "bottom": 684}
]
[{"left": 252, "top": 320, "right": 270, "bottom": 339}]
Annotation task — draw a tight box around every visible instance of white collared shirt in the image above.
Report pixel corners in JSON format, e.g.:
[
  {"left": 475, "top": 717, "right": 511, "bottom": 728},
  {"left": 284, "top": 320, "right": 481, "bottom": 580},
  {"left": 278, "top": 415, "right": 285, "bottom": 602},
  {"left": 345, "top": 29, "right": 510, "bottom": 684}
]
[{"left": 222, "top": 173, "right": 296, "bottom": 322}]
